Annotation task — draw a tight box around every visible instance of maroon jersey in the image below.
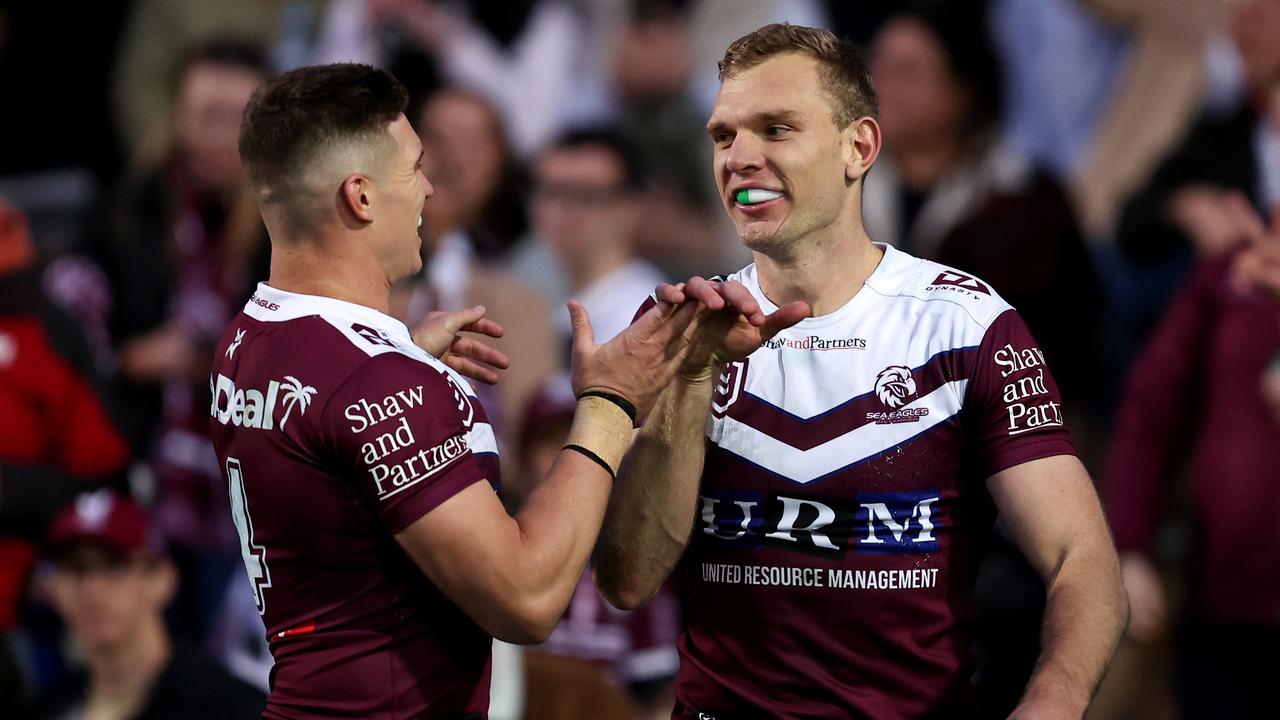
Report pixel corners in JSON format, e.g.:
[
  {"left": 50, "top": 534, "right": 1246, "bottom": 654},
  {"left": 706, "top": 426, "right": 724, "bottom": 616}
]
[
  {"left": 649, "top": 245, "right": 1075, "bottom": 719},
  {"left": 209, "top": 284, "right": 501, "bottom": 718},
  {"left": 1106, "top": 255, "right": 1280, "bottom": 624}
]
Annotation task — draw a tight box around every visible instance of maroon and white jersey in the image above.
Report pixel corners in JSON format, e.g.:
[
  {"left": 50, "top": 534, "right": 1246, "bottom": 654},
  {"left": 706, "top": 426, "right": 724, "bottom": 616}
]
[
  {"left": 670, "top": 244, "right": 1075, "bottom": 719},
  {"left": 208, "top": 284, "right": 500, "bottom": 718}
]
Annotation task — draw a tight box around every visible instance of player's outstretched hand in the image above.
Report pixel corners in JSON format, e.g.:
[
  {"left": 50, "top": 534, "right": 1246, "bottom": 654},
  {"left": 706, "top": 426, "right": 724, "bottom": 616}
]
[
  {"left": 568, "top": 299, "right": 700, "bottom": 420},
  {"left": 658, "top": 276, "right": 810, "bottom": 381},
  {"left": 410, "top": 305, "right": 510, "bottom": 385}
]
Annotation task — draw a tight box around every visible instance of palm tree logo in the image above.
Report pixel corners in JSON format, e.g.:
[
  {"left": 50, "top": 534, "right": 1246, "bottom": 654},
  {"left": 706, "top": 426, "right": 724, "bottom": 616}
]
[{"left": 278, "top": 376, "right": 317, "bottom": 429}]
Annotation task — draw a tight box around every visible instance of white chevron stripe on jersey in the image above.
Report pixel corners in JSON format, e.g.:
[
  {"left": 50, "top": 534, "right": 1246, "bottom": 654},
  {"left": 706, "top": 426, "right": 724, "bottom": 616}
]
[{"left": 708, "top": 379, "right": 969, "bottom": 484}]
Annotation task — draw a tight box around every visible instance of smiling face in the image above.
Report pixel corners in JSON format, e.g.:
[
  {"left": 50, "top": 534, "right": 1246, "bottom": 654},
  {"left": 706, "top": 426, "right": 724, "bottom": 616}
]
[
  {"left": 708, "top": 53, "right": 875, "bottom": 255},
  {"left": 368, "top": 114, "right": 433, "bottom": 283}
]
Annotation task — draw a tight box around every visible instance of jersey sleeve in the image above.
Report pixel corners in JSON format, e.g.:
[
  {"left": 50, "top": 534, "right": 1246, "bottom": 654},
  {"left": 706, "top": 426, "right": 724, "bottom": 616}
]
[
  {"left": 964, "top": 308, "right": 1076, "bottom": 477},
  {"left": 320, "top": 352, "right": 494, "bottom": 533}
]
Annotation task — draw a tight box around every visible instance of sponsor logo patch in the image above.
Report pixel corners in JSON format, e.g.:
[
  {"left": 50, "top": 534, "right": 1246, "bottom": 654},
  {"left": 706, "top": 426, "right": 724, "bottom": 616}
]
[
  {"left": 761, "top": 335, "right": 867, "bottom": 351},
  {"left": 993, "top": 343, "right": 1063, "bottom": 435},
  {"left": 926, "top": 271, "right": 991, "bottom": 298},
  {"left": 698, "top": 488, "right": 942, "bottom": 557},
  {"left": 352, "top": 323, "right": 397, "bottom": 348},
  {"left": 210, "top": 374, "right": 315, "bottom": 430}
]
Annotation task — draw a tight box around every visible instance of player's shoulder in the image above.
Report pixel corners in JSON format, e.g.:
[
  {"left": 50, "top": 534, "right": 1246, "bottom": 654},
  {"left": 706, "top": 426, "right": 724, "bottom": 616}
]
[
  {"left": 220, "top": 284, "right": 467, "bottom": 400},
  {"left": 866, "top": 245, "right": 1014, "bottom": 331}
]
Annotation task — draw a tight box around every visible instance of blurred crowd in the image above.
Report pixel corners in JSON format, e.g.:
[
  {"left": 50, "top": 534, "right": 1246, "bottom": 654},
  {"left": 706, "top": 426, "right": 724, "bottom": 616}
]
[{"left": 1, "top": 0, "right": 1278, "bottom": 718}]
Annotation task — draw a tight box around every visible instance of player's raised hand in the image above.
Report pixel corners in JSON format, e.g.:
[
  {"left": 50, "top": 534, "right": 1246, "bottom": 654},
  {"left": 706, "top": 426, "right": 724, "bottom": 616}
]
[
  {"left": 568, "top": 299, "right": 700, "bottom": 420},
  {"left": 663, "top": 276, "right": 810, "bottom": 381},
  {"left": 410, "top": 305, "right": 510, "bottom": 384}
]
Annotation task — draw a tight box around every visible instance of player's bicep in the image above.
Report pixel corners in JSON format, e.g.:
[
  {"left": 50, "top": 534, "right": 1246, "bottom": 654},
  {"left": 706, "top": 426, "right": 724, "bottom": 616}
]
[
  {"left": 395, "top": 481, "right": 529, "bottom": 635},
  {"left": 987, "top": 454, "right": 1110, "bottom": 581}
]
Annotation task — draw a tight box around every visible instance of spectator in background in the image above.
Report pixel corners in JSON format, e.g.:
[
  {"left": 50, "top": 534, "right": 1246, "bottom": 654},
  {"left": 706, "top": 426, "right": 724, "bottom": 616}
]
[
  {"left": 394, "top": 86, "right": 557, "bottom": 469},
  {"left": 0, "top": 200, "right": 129, "bottom": 707},
  {"left": 512, "top": 375, "right": 678, "bottom": 720},
  {"left": 1110, "top": 0, "right": 1280, "bottom": 368},
  {"left": 1103, "top": 232, "right": 1280, "bottom": 718},
  {"left": 864, "top": 1, "right": 1101, "bottom": 406},
  {"left": 864, "top": 6, "right": 1103, "bottom": 715},
  {"left": 602, "top": 0, "right": 725, "bottom": 280},
  {"left": 531, "top": 128, "right": 667, "bottom": 346},
  {"left": 321, "top": 0, "right": 589, "bottom": 157},
  {"left": 411, "top": 85, "right": 531, "bottom": 260},
  {"left": 682, "top": 0, "right": 828, "bottom": 117},
  {"left": 26, "top": 490, "right": 264, "bottom": 719},
  {"left": 1117, "top": 0, "right": 1280, "bottom": 266},
  {"left": 111, "top": 0, "right": 323, "bottom": 158},
  {"left": 99, "top": 39, "right": 270, "bottom": 647},
  {"left": 1234, "top": 209, "right": 1280, "bottom": 304},
  {"left": 990, "top": 0, "right": 1221, "bottom": 241}
]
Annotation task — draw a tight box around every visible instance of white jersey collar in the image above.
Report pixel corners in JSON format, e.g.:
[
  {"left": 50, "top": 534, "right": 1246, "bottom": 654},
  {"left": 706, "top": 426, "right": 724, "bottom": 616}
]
[
  {"left": 243, "top": 283, "right": 414, "bottom": 344},
  {"left": 744, "top": 243, "right": 920, "bottom": 324}
]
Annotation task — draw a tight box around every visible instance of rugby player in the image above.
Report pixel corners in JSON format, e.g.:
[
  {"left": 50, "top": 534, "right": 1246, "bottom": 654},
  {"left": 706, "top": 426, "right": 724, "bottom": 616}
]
[
  {"left": 207, "top": 63, "right": 736, "bottom": 718},
  {"left": 596, "top": 24, "right": 1128, "bottom": 719}
]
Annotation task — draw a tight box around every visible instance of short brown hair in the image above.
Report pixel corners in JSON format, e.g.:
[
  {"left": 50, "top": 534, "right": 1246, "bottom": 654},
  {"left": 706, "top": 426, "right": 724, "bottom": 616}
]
[
  {"left": 718, "top": 24, "right": 877, "bottom": 127},
  {"left": 238, "top": 64, "right": 408, "bottom": 207}
]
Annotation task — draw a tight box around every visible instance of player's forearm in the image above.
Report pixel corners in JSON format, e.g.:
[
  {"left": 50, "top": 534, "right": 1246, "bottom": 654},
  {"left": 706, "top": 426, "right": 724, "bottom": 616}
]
[
  {"left": 1015, "top": 543, "right": 1128, "bottom": 718},
  {"left": 503, "top": 449, "right": 615, "bottom": 639},
  {"left": 595, "top": 376, "right": 714, "bottom": 610}
]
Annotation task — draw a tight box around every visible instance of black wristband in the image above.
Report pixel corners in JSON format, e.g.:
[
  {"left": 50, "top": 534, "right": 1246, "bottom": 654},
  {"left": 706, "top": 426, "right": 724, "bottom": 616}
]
[
  {"left": 564, "top": 444, "right": 616, "bottom": 479},
  {"left": 577, "top": 391, "right": 637, "bottom": 424}
]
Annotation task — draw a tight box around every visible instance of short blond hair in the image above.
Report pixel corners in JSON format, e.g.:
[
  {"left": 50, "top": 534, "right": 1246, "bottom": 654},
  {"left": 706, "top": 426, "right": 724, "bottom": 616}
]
[{"left": 718, "top": 23, "right": 878, "bottom": 127}]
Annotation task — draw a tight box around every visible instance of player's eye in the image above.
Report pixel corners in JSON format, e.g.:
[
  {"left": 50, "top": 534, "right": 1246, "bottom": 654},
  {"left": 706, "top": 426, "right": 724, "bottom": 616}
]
[{"left": 765, "top": 125, "right": 791, "bottom": 139}]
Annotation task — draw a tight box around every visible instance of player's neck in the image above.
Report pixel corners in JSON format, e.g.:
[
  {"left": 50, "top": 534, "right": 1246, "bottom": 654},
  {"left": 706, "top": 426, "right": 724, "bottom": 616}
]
[
  {"left": 753, "top": 221, "right": 882, "bottom": 317},
  {"left": 84, "top": 619, "right": 170, "bottom": 714},
  {"left": 267, "top": 232, "right": 394, "bottom": 315}
]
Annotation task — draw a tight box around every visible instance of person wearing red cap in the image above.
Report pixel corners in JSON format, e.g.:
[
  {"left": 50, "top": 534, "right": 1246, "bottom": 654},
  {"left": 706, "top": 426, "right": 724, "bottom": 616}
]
[
  {"left": 26, "top": 490, "right": 264, "bottom": 719},
  {"left": 0, "top": 198, "right": 131, "bottom": 708}
]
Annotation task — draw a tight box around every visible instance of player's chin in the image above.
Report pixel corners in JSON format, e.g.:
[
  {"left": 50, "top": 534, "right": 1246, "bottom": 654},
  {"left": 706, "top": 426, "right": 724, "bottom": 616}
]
[
  {"left": 393, "top": 244, "right": 424, "bottom": 282},
  {"left": 736, "top": 219, "right": 784, "bottom": 248}
]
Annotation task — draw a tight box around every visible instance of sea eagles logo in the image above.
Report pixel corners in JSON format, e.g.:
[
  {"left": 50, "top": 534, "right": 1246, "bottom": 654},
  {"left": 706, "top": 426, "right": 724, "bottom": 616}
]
[{"left": 874, "top": 366, "right": 917, "bottom": 409}]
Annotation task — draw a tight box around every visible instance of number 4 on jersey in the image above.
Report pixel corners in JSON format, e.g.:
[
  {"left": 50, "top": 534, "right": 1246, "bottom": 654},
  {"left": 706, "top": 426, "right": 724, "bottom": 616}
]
[{"left": 227, "top": 457, "right": 272, "bottom": 614}]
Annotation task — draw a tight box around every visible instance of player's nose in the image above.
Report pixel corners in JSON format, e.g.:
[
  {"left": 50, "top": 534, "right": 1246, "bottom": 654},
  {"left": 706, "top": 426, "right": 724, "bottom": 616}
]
[{"left": 723, "top": 134, "right": 765, "bottom": 175}]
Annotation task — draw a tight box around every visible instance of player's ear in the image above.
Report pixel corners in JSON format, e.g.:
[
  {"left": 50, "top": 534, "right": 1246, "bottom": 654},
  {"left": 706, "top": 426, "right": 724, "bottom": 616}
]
[
  {"left": 340, "top": 174, "right": 375, "bottom": 223},
  {"left": 843, "top": 116, "right": 881, "bottom": 184}
]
